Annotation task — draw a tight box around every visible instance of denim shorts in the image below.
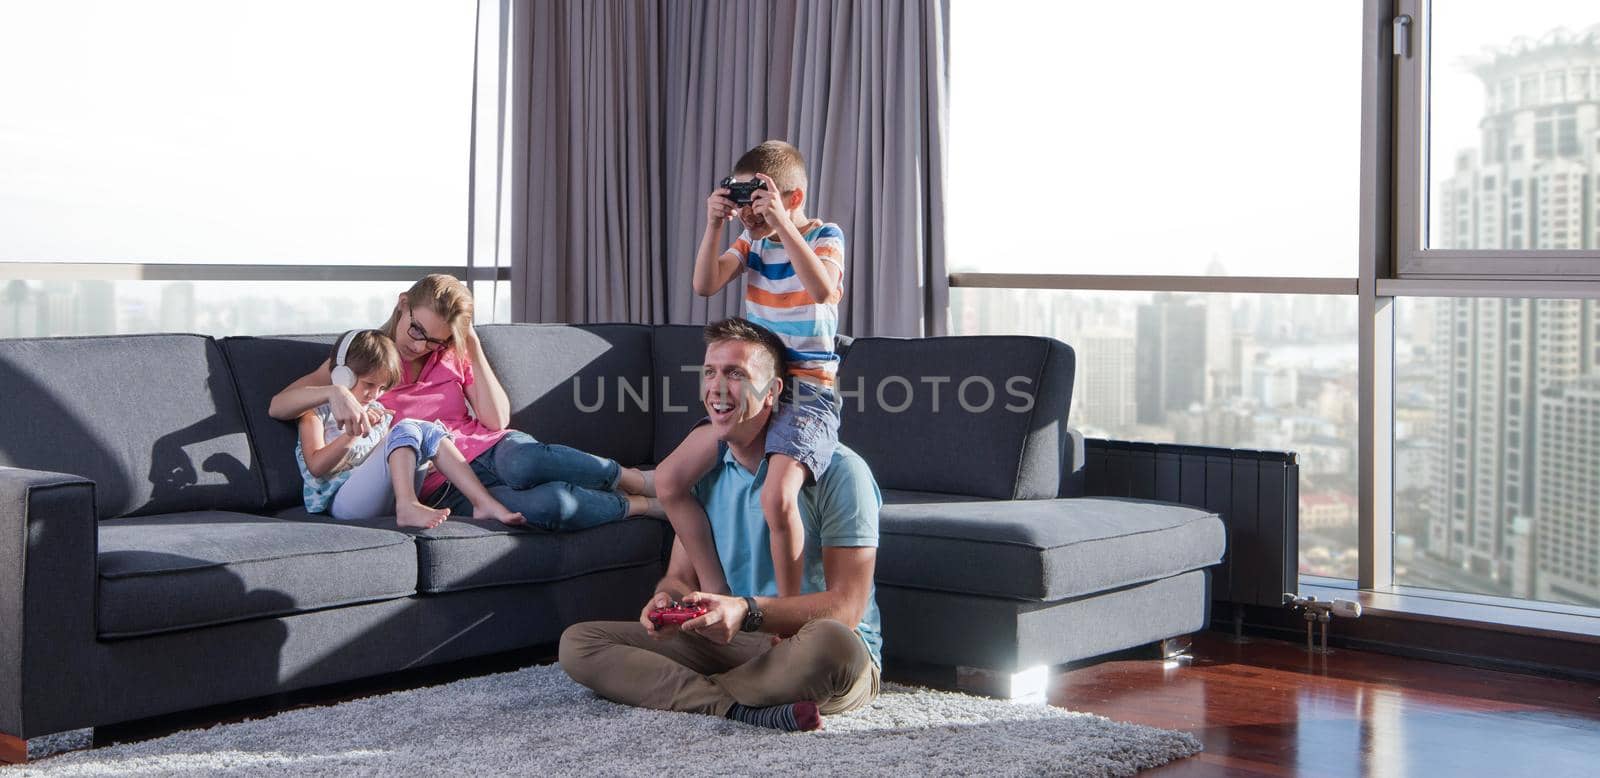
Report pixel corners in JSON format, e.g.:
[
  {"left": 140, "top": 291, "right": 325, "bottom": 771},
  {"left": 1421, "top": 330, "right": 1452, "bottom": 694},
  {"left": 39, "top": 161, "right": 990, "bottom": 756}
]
[{"left": 766, "top": 380, "right": 841, "bottom": 482}]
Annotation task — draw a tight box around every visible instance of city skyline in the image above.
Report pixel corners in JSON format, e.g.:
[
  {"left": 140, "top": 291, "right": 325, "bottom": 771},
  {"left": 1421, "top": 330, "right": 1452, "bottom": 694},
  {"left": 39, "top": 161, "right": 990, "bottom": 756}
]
[
  {"left": 951, "top": 284, "right": 1362, "bottom": 582},
  {"left": 0, "top": 280, "right": 511, "bottom": 341}
]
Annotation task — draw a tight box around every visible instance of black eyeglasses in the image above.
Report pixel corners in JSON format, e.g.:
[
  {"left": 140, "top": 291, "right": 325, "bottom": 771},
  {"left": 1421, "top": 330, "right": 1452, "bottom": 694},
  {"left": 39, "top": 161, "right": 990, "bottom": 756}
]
[{"left": 405, "top": 306, "right": 452, "bottom": 350}]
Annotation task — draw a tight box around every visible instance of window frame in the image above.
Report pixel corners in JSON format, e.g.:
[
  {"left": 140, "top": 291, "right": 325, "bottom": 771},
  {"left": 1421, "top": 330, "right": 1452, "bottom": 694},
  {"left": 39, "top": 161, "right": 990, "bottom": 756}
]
[{"left": 1393, "top": 0, "right": 1600, "bottom": 278}]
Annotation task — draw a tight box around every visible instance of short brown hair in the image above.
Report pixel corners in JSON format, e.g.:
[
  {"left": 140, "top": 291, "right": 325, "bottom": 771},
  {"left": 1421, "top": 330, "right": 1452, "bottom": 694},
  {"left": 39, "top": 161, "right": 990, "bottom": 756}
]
[
  {"left": 704, "top": 318, "right": 788, "bottom": 385},
  {"left": 732, "top": 140, "right": 808, "bottom": 194},
  {"left": 335, "top": 330, "right": 402, "bottom": 389}
]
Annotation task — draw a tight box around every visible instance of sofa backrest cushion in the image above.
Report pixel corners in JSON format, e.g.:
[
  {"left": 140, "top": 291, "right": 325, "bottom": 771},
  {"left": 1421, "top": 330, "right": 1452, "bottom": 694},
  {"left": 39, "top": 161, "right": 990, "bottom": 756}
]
[
  {"left": 217, "top": 334, "right": 338, "bottom": 509},
  {"left": 649, "top": 325, "right": 859, "bottom": 464},
  {"left": 837, "top": 335, "right": 1075, "bottom": 500},
  {"left": 0, "top": 334, "right": 267, "bottom": 519},
  {"left": 475, "top": 324, "right": 655, "bottom": 468},
  {"left": 651, "top": 324, "right": 712, "bottom": 464}
]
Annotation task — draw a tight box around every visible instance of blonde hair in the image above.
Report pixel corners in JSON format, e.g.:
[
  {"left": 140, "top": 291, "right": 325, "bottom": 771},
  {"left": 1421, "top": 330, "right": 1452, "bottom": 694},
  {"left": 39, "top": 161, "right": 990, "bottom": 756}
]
[
  {"left": 337, "top": 330, "right": 403, "bottom": 389},
  {"left": 382, "top": 274, "right": 475, "bottom": 356},
  {"left": 732, "top": 140, "right": 809, "bottom": 194}
]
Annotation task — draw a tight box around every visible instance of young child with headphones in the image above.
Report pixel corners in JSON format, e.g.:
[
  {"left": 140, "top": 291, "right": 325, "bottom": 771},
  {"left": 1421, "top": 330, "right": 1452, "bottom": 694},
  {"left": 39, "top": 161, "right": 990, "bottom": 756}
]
[{"left": 295, "top": 329, "right": 526, "bottom": 529}]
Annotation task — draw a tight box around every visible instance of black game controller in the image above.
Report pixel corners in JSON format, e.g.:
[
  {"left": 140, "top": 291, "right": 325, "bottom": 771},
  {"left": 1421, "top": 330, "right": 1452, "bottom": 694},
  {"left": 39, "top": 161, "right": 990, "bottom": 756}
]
[{"left": 719, "top": 176, "right": 768, "bottom": 206}]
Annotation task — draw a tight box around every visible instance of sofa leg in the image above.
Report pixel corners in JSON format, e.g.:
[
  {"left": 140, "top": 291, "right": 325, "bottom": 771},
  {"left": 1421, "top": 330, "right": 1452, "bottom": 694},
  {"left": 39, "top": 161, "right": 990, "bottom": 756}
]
[
  {"left": 955, "top": 664, "right": 1051, "bottom": 700},
  {"left": 0, "top": 728, "right": 94, "bottom": 764},
  {"left": 1160, "top": 635, "right": 1194, "bottom": 660}
]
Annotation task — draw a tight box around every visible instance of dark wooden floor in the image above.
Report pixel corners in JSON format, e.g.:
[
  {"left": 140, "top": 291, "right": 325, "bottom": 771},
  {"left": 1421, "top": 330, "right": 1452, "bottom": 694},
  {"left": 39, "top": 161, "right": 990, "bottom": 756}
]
[
  {"left": 1051, "top": 632, "right": 1600, "bottom": 777},
  {"left": 31, "top": 631, "right": 1600, "bottom": 774}
]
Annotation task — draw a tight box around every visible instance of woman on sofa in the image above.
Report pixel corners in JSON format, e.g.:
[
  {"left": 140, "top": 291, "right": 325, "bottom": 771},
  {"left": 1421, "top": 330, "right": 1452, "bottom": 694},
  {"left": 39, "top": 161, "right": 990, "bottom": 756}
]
[{"left": 269, "top": 273, "right": 661, "bottom": 530}]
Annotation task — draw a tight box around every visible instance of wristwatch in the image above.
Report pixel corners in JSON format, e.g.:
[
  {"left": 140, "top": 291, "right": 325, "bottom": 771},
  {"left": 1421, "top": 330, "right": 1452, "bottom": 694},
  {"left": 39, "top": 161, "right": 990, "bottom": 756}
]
[{"left": 740, "top": 595, "right": 765, "bottom": 632}]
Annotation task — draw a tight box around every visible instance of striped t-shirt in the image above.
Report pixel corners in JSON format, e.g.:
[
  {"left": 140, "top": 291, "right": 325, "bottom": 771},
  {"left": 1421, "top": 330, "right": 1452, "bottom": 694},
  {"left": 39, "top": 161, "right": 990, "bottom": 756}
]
[{"left": 726, "top": 221, "right": 845, "bottom": 387}]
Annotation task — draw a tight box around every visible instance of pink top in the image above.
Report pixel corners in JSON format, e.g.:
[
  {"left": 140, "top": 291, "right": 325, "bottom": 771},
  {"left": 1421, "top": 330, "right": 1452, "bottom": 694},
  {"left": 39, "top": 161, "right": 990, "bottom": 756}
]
[{"left": 381, "top": 347, "right": 510, "bottom": 498}]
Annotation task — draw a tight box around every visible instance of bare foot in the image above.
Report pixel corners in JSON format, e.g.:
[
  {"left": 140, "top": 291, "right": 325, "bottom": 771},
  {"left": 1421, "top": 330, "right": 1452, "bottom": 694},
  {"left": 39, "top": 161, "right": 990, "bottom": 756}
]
[
  {"left": 396, "top": 501, "right": 450, "bottom": 529},
  {"left": 619, "top": 467, "right": 655, "bottom": 497},
  {"left": 626, "top": 494, "right": 667, "bottom": 519},
  {"left": 473, "top": 499, "right": 526, "bottom": 527}
]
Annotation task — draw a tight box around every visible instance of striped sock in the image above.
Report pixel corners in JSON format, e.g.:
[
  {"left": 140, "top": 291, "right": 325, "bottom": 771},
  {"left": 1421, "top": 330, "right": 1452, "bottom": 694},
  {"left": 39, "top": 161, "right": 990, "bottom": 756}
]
[{"left": 726, "top": 701, "right": 823, "bottom": 732}]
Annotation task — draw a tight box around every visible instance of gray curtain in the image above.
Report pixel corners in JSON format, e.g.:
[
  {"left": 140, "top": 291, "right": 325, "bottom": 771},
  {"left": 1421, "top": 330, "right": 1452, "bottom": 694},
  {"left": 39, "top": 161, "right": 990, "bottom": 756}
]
[{"left": 510, "top": 0, "right": 949, "bottom": 337}]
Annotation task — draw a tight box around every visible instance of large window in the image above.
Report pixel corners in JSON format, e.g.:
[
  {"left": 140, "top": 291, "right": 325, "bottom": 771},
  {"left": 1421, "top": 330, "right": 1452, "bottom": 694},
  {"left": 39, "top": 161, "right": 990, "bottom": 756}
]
[
  {"left": 0, "top": 1, "right": 476, "bottom": 266},
  {"left": 0, "top": 1, "right": 506, "bottom": 335},
  {"left": 949, "top": 1, "right": 1364, "bottom": 581},
  {"left": 953, "top": 0, "right": 1600, "bottom": 620},
  {"left": 948, "top": 1, "right": 1361, "bottom": 278},
  {"left": 1401, "top": 0, "right": 1600, "bottom": 274}
]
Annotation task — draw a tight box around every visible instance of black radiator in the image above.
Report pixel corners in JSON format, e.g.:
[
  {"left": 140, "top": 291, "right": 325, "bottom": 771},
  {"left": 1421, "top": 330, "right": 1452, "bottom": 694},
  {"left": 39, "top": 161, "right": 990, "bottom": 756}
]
[{"left": 1080, "top": 439, "right": 1299, "bottom": 608}]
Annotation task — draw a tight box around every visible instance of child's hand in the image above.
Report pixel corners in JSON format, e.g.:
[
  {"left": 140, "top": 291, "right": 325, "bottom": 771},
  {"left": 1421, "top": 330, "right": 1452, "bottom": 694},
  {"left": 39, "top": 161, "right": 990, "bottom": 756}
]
[
  {"left": 706, "top": 186, "right": 736, "bottom": 227},
  {"left": 329, "top": 386, "right": 370, "bottom": 436},
  {"left": 749, "top": 173, "right": 792, "bottom": 233},
  {"left": 365, "top": 406, "right": 387, "bottom": 428}
]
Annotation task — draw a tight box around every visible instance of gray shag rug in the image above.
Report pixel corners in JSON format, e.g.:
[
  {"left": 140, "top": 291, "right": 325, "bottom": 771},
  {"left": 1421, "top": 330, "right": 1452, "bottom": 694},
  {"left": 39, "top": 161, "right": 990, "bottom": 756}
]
[{"left": 16, "top": 664, "right": 1201, "bottom": 777}]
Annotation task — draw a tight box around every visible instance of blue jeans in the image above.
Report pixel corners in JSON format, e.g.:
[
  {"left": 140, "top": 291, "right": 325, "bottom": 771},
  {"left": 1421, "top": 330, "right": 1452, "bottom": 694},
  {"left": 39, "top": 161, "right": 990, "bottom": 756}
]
[
  {"left": 435, "top": 430, "right": 629, "bottom": 530},
  {"left": 767, "top": 381, "right": 841, "bottom": 481}
]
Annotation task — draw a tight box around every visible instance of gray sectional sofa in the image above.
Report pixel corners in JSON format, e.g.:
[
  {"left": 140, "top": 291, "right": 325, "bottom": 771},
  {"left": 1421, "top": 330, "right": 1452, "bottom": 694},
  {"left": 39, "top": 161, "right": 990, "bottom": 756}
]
[{"left": 0, "top": 323, "right": 1225, "bottom": 748}]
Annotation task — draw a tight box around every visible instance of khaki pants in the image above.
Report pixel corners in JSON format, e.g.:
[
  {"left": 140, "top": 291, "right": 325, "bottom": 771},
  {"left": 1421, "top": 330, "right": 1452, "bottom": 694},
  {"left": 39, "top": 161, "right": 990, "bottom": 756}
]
[{"left": 559, "top": 618, "right": 880, "bottom": 717}]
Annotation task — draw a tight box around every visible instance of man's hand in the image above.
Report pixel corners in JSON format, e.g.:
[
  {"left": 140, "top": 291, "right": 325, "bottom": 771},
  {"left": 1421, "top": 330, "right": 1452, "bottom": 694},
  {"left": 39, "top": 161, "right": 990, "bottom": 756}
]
[
  {"left": 706, "top": 186, "right": 737, "bottom": 228},
  {"left": 639, "top": 591, "right": 677, "bottom": 640},
  {"left": 681, "top": 591, "right": 749, "bottom": 645},
  {"left": 328, "top": 385, "right": 370, "bottom": 436},
  {"left": 749, "top": 173, "right": 794, "bottom": 234}
]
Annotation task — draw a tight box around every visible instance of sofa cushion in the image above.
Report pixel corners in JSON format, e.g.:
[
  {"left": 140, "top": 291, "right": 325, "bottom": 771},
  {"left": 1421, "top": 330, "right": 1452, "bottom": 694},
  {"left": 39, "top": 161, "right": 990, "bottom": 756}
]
[
  {"left": 218, "top": 334, "right": 339, "bottom": 509},
  {"left": 838, "top": 336, "right": 1074, "bottom": 499},
  {"left": 0, "top": 334, "right": 267, "bottom": 518},
  {"left": 274, "top": 507, "right": 673, "bottom": 594},
  {"left": 476, "top": 324, "right": 655, "bottom": 468},
  {"left": 97, "top": 511, "right": 417, "bottom": 638},
  {"left": 411, "top": 518, "right": 672, "bottom": 594},
  {"left": 876, "top": 491, "right": 1224, "bottom": 601}
]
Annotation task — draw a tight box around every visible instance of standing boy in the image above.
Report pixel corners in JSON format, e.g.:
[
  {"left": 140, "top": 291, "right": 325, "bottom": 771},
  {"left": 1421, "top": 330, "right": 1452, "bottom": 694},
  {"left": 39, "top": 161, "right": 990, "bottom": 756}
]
[{"left": 656, "top": 140, "right": 847, "bottom": 598}]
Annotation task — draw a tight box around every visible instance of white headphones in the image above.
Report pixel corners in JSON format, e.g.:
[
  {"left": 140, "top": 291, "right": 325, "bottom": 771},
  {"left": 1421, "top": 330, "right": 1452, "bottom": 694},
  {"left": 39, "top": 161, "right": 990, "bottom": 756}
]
[{"left": 329, "top": 330, "right": 361, "bottom": 389}]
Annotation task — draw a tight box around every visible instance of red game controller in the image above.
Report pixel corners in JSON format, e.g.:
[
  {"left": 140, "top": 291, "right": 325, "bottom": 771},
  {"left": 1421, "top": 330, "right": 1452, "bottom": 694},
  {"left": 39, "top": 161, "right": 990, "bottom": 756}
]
[{"left": 649, "top": 601, "right": 708, "bottom": 627}]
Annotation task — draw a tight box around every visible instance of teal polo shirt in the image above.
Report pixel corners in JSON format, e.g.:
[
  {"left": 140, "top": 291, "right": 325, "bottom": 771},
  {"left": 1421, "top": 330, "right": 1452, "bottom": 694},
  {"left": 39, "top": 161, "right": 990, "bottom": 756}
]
[{"left": 693, "top": 442, "right": 884, "bottom": 667}]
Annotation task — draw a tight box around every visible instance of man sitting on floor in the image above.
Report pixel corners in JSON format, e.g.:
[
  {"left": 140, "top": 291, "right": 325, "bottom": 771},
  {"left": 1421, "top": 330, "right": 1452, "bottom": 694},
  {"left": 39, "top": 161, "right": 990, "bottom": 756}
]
[{"left": 559, "top": 318, "right": 882, "bottom": 731}]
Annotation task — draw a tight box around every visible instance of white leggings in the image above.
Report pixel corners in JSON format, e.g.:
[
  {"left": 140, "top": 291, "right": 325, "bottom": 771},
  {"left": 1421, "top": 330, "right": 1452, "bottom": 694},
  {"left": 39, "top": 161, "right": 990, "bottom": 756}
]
[{"left": 329, "top": 419, "right": 450, "bottom": 520}]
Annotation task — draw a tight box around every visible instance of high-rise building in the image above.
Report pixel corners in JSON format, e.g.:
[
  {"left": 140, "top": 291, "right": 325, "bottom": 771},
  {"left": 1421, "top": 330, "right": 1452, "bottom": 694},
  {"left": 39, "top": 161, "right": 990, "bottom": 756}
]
[
  {"left": 1534, "top": 379, "right": 1600, "bottom": 605},
  {"left": 1135, "top": 295, "right": 1206, "bottom": 425},
  {"left": 76, "top": 281, "right": 115, "bottom": 335},
  {"left": 1, "top": 281, "right": 37, "bottom": 338},
  {"left": 36, "top": 282, "right": 77, "bottom": 336},
  {"left": 1430, "top": 29, "right": 1600, "bottom": 601},
  {"left": 1077, "top": 331, "right": 1138, "bottom": 431},
  {"left": 1428, "top": 298, "right": 1597, "bottom": 589},
  {"left": 1438, "top": 31, "right": 1600, "bottom": 252},
  {"left": 161, "top": 283, "right": 197, "bottom": 334}
]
